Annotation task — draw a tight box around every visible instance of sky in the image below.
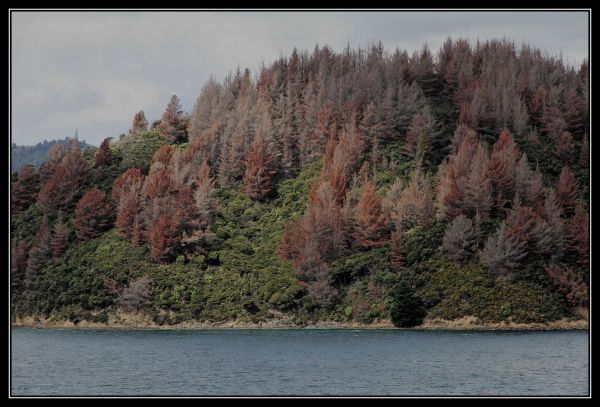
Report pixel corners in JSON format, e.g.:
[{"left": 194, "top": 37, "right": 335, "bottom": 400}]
[{"left": 11, "top": 11, "right": 589, "bottom": 146}]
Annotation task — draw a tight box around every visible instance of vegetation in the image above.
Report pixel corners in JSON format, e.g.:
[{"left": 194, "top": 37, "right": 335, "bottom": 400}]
[{"left": 10, "top": 39, "right": 589, "bottom": 327}]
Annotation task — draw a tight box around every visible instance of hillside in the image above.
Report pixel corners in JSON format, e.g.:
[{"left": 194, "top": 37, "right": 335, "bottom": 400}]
[
  {"left": 10, "top": 39, "right": 589, "bottom": 328},
  {"left": 11, "top": 138, "right": 94, "bottom": 174}
]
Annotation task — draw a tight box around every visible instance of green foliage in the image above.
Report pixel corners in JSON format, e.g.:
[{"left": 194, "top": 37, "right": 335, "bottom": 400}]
[
  {"left": 419, "top": 258, "right": 567, "bottom": 323},
  {"left": 114, "top": 130, "right": 165, "bottom": 173},
  {"left": 388, "top": 280, "right": 427, "bottom": 327},
  {"left": 11, "top": 205, "right": 42, "bottom": 243},
  {"left": 404, "top": 220, "right": 447, "bottom": 270}
]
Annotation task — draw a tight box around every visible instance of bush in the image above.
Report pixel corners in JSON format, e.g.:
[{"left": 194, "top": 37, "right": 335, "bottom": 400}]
[{"left": 388, "top": 281, "right": 426, "bottom": 327}]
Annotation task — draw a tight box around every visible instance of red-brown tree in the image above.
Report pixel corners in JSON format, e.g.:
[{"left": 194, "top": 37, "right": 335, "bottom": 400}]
[
  {"left": 243, "top": 133, "right": 275, "bottom": 201},
  {"left": 73, "top": 188, "right": 114, "bottom": 241},
  {"left": 11, "top": 165, "right": 40, "bottom": 213},
  {"left": 37, "top": 150, "right": 88, "bottom": 214},
  {"left": 353, "top": 179, "right": 389, "bottom": 249},
  {"left": 555, "top": 166, "right": 580, "bottom": 215},
  {"left": 11, "top": 239, "right": 29, "bottom": 292},
  {"left": 50, "top": 215, "right": 70, "bottom": 257},
  {"left": 130, "top": 110, "right": 148, "bottom": 134},
  {"left": 158, "top": 95, "right": 188, "bottom": 143},
  {"left": 25, "top": 216, "right": 52, "bottom": 289},
  {"left": 566, "top": 205, "right": 589, "bottom": 269},
  {"left": 94, "top": 138, "right": 113, "bottom": 168},
  {"left": 544, "top": 264, "right": 588, "bottom": 308}
]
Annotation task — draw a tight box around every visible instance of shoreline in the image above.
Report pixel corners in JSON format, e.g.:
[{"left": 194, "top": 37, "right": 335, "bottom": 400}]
[{"left": 11, "top": 315, "right": 589, "bottom": 331}]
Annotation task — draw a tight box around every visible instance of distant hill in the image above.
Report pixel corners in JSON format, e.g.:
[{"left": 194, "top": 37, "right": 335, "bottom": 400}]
[{"left": 11, "top": 138, "right": 94, "bottom": 173}]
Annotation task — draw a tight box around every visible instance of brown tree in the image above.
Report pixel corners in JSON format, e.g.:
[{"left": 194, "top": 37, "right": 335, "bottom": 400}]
[
  {"left": 94, "top": 138, "right": 113, "bottom": 168},
  {"left": 566, "top": 205, "right": 589, "bottom": 269},
  {"left": 486, "top": 129, "right": 521, "bottom": 213},
  {"left": 243, "top": 134, "right": 275, "bottom": 201},
  {"left": 25, "top": 216, "right": 52, "bottom": 289},
  {"left": 11, "top": 239, "right": 29, "bottom": 292},
  {"left": 158, "top": 95, "right": 188, "bottom": 143},
  {"left": 554, "top": 131, "right": 575, "bottom": 162},
  {"left": 37, "top": 150, "right": 88, "bottom": 214},
  {"left": 353, "top": 179, "right": 388, "bottom": 249},
  {"left": 38, "top": 143, "right": 66, "bottom": 180},
  {"left": 441, "top": 215, "right": 481, "bottom": 262},
  {"left": 390, "top": 228, "right": 406, "bottom": 270},
  {"left": 73, "top": 188, "right": 113, "bottom": 241},
  {"left": 120, "top": 276, "right": 152, "bottom": 312},
  {"left": 11, "top": 165, "right": 40, "bottom": 213},
  {"left": 480, "top": 222, "right": 526, "bottom": 280},
  {"left": 130, "top": 110, "right": 148, "bottom": 134},
  {"left": 50, "top": 214, "right": 70, "bottom": 257},
  {"left": 555, "top": 166, "right": 580, "bottom": 215},
  {"left": 544, "top": 264, "right": 588, "bottom": 308}
]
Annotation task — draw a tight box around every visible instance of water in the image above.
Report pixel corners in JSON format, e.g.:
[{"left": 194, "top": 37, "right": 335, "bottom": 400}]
[{"left": 11, "top": 328, "right": 589, "bottom": 396}]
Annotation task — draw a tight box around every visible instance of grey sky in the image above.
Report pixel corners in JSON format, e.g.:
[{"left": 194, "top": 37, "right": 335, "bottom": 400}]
[{"left": 11, "top": 11, "right": 589, "bottom": 146}]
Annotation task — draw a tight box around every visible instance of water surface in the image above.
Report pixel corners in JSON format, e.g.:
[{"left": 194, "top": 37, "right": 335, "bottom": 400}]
[{"left": 11, "top": 328, "right": 589, "bottom": 396}]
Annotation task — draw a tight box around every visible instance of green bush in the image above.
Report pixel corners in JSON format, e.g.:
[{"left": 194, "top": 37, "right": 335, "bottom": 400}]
[{"left": 388, "top": 281, "right": 426, "bottom": 327}]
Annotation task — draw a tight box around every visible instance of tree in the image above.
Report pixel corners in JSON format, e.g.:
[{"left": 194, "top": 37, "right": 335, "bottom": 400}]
[
  {"left": 388, "top": 165, "right": 435, "bottom": 231},
  {"left": 580, "top": 134, "right": 589, "bottom": 168},
  {"left": 390, "top": 228, "right": 406, "bottom": 270},
  {"left": 120, "top": 276, "right": 152, "bottom": 312},
  {"left": 243, "top": 133, "right": 275, "bottom": 201},
  {"left": 111, "top": 167, "right": 144, "bottom": 202},
  {"left": 11, "top": 165, "right": 40, "bottom": 213},
  {"left": 486, "top": 129, "right": 521, "bottom": 213},
  {"left": 353, "top": 179, "right": 389, "bottom": 249},
  {"left": 480, "top": 222, "right": 526, "bottom": 280},
  {"left": 194, "top": 160, "right": 217, "bottom": 230},
  {"left": 158, "top": 95, "right": 188, "bottom": 143},
  {"left": 403, "top": 110, "right": 436, "bottom": 161},
  {"left": 555, "top": 166, "right": 580, "bottom": 215},
  {"left": 37, "top": 150, "right": 88, "bottom": 214},
  {"left": 554, "top": 131, "right": 575, "bottom": 162},
  {"left": 441, "top": 215, "right": 480, "bottom": 262},
  {"left": 567, "top": 205, "right": 589, "bottom": 269},
  {"left": 50, "top": 215, "right": 70, "bottom": 257},
  {"left": 94, "top": 138, "right": 113, "bottom": 168},
  {"left": 149, "top": 215, "right": 179, "bottom": 263},
  {"left": 130, "top": 110, "right": 148, "bottom": 133},
  {"left": 544, "top": 264, "right": 588, "bottom": 308},
  {"left": 38, "top": 143, "right": 65, "bottom": 180},
  {"left": 73, "top": 188, "right": 113, "bottom": 241},
  {"left": 388, "top": 281, "right": 426, "bottom": 328},
  {"left": 25, "top": 216, "right": 52, "bottom": 290},
  {"left": 11, "top": 240, "right": 29, "bottom": 293}
]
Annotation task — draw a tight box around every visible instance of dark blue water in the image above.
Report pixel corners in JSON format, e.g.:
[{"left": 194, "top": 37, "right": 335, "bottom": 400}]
[{"left": 11, "top": 328, "right": 588, "bottom": 396}]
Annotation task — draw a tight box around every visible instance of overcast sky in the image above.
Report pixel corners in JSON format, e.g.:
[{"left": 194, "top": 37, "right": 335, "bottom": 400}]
[{"left": 11, "top": 11, "right": 589, "bottom": 146}]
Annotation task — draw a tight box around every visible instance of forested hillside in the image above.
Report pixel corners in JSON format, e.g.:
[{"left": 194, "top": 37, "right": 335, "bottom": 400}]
[
  {"left": 11, "top": 138, "right": 93, "bottom": 173},
  {"left": 10, "top": 39, "right": 589, "bottom": 327}
]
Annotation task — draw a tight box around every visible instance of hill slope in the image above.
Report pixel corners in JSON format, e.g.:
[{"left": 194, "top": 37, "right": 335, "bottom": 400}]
[{"left": 10, "top": 39, "right": 589, "bottom": 328}]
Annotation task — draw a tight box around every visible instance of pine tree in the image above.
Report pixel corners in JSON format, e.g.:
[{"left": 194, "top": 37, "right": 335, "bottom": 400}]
[
  {"left": 243, "top": 134, "right": 275, "bottom": 201},
  {"left": 94, "top": 138, "right": 113, "bottom": 168},
  {"left": 11, "top": 239, "right": 29, "bottom": 293},
  {"left": 544, "top": 264, "right": 588, "bottom": 308},
  {"left": 480, "top": 222, "right": 526, "bottom": 280},
  {"left": 567, "top": 205, "right": 589, "bottom": 269},
  {"left": 25, "top": 216, "right": 52, "bottom": 290},
  {"left": 158, "top": 95, "right": 188, "bottom": 143},
  {"left": 486, "top": 129, "right": 521, "bottom": 213},
  {"left": 37, "top": 150, "right": 88, "bottom": 215},
  {"left": 441, "top": 215, "right": 481, "bottom": 262},
  {"left": 130, "top": 110, "right": 148, "bottom": 134},
  {"left": 11, "top": 165, "right": 40, "bottom": 213},
  {"left": 555, "top": 166, "right": 580, "bottom": 215},
  {"left": 73, "top": 188, "right": 113, "bottom": 241},
  {"left": 50, "top": 214, "right": 70, "bottom": 257},
  {"left": 353, "top": 179, "right": 388, "bottom": 249},
  {"left": 390, "top": 228, "right": 406, "bottom": 270},
  {"left": 554, "top": 131, "right": 575, "bottom": 162},
  {"left": 38, "top": 143, "right": 65, "bottom": 180}
]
